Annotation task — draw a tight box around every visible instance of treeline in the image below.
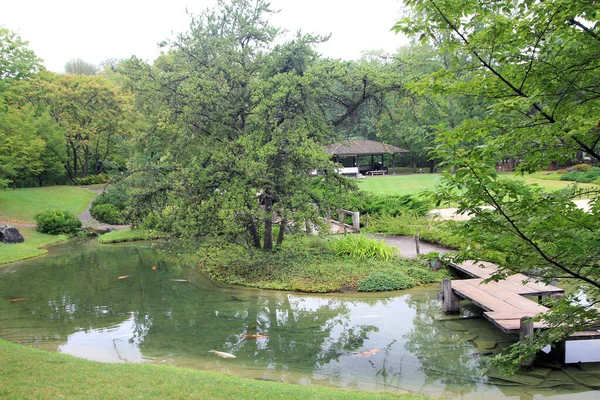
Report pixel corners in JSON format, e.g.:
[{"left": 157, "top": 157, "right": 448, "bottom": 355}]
[
  {"left": 0, "top": 28, "right": 136, "bottom": 188},
  {"left": 0, "top": 14, "right": 485, "bottom": 189}
]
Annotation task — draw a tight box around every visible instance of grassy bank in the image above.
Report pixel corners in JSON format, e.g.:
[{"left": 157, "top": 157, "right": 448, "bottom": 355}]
[
  {"left": 0, "top": 340, "right": 424, "bottom": 400},
  {"left": 201, "top": 235, "right": 449, "bottom": 293},
  {"left": 0, "top": 186, "right": 96, "bottom": 266},
  {"left": 0, "top": 186, "right": 96, "bottom": 224},
  {"left": 0, "top": 228, "right": 68, "bottom": 266},
  {"left": 98, "top": 228, "right": 166, "bottom": 244}
]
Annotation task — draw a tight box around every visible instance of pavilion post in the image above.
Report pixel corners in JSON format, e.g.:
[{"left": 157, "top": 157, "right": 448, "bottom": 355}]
[{"left": 392, "top": 154, "right": 396, "bottom": 175}]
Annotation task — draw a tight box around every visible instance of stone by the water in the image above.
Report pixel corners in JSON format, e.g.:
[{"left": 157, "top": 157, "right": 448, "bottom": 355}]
[
  {"left": 444, "top": 321, "right": 468, "bottom": 331},
  {"left": 475, "top": 339, "right": 497, "bottom": 350},
  {"left": 0, "top": 225, "right": 24, "bottom": 244}
]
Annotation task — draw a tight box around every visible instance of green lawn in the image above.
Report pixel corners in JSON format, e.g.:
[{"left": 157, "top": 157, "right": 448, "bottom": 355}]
[
  {"left": 0, "top": 228, "right": 67, "bottom": 265},
  {"left": 0, "top": 186, "right": 96, "bottom": 224},
  {"left": 0, "top": 340, "right": 423, "bottom": 400},
  {"left": 358, "top": 172, "right": 599, "bottom": 197},
  {"left": 0, "top": 186, "right": 97, "bottom": 266}
]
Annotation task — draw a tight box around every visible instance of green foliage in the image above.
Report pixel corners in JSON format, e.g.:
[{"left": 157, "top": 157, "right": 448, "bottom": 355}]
[
  {"left": 560, "top": 167, "right": 600, "bottom": 183},
  {"left": 98, "top": 228, "right": 165, "bottom": 244},
  {"left": 72, "top": 174, "right": 108, "bottom": 185},
  {"left": 0, "top": 27, "right": 42, "bottom": 89},
  {"left": 358, "top": 193, "right": 431, "bottom": 217},
  {"left": 571, "top": 164, "right": 592, "bottom": 172},
  {"left": 34, "top": 209, "right": 82, "bottom": 235},
  {"left": 64, "top": 58, "right": 98, "bottom": 75},
  {"left": 357, "top": 271, "right": 415, "bottom": 292},
  {"left": 90, "top": 204, "right": 123, "bottom": 225},
  {"left": 91, "top": 185, "right": 130, "bottom": 211},
  {"left": 405, "top": 266, "right": 439, "bottom": 285},
  {"left": 9, "top": 71, "right": 137, "bottom": 181},
  {"left": 199, "top": 234, "right": 439, "bottom": 293},
  {"left": 366, "top": 214, "right": 464, "bottom": 249},
  {"left": 327, "top": 234, "right": 399, "bottom": 261},
  {"left": 394, "top": 0, "right": 600, "bottom": 371}
]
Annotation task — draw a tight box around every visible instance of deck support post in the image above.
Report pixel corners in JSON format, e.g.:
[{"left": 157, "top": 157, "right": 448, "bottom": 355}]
[
  {"left": 519, "top": 317, "right": 535, "bottom": 368},
  {"left": 351, "top": 211, "right": 360, "bottom": 232},
  {"left": 442, "top": 279, "right": 460, "bottom": 313}
]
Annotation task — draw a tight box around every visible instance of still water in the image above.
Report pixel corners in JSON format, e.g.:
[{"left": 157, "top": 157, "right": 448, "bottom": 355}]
[{"left": 1, "top": 239, "right": 599, "bottom": 399}]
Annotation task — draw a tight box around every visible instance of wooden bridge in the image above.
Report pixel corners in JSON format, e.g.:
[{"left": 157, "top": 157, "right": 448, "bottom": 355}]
[{"left": 444, "top": 261, "right": 600, "bottom": 341}]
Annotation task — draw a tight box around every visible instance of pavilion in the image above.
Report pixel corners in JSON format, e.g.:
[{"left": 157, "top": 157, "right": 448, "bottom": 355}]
[{"left": 325, "top": 139, "right": 408, "bottom": 176}]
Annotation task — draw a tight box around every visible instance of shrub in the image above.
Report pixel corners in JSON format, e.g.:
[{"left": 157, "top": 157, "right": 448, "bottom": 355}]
[
  {"left": 91, "top": 204, "right": 123, "bottom": 225},
  {"left": 406, "top": 266, "right": 439, "bottom": 284},
  {"left": 72, "top": 174, "right": 109, "bottom": 185},
  {"left": 359, "top": 194, "right": 432, "bottom": 217},
  {"left": 571, "top": 163, "right": 592, "bottom": 172},
  {"left": 327, "top": 234, "right": 399, "bottom": 261},
  {"left": 91, "top": 185, "right": 130, "bottom": 211},
  {"left": 357, "top": 271, "right": 415, "bottom": 292},
  {"left": 560, "top": 167, "right": 600, "bottom": 183},
  {"left": 35, "top": 210, "right": 82, "bottom": 235}
]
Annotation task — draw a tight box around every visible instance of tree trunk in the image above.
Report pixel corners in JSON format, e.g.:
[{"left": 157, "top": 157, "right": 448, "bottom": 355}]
[
  {"left": 248, "top": 218, "right": 261, "bottom": 249},
  {"left": 71, "top": 141, "right": 78, "bottom": 179},
  {"left": 263, "top": 197, "right": 273, "bottom": 250},
  {"left": 83, "top": 144, "right": 90, "bottom": 177},
  {"left": 277, "top": 219, "right": 287, "bottom": 246}
]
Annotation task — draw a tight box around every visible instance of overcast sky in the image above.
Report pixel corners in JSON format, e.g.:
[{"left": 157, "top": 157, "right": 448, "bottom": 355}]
[{"left": 2, "top": 0, "right": 409, "bottom": 73}]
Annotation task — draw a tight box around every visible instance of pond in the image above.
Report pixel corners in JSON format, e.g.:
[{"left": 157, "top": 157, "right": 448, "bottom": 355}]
[{"left": 1, "top": 239, "right": 599, "bottom": 399}]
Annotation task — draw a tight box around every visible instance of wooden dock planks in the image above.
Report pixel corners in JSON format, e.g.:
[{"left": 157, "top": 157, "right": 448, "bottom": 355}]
[{"left": 449, "top": 261, "right": 564, "bottom": 334}]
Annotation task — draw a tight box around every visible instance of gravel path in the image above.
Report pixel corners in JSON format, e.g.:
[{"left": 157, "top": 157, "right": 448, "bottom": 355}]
[
  {"left": 78, "top": 189, "right": 128, "bottom": 231},
  {"left": 371, "top": 234, "right": 452, "bottom": 259},
  {"left": 429, "top": 199, "right": 592, "bottom": 221}
]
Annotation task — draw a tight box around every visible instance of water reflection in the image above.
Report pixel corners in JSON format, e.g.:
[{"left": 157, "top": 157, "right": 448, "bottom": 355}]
[{"left": 1, "top": 239, "right": 599, "bottom": 399}]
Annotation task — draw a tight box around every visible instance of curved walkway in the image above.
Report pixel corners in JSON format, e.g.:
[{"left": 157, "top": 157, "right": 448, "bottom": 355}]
[
  {"left": 371, "top": 234, "right": 452, "bottom": 259},
  {"left": 79, "top": 189, "right": 128, "bottom": 231},
  {"left": 429, "top": 199, "right": 592, "bottom": 221}
]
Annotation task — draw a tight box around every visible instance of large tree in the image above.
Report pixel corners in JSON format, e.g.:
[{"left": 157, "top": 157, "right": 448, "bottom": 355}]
[
  {"left": 11, "top": 72, "right": 136, "bottom": 179},
  {"left": 123, "top": 0, "right": 365, "bottom": 250},
  {"left": 395, "top": 0, "right": 600, "bottom": 370},
  {"left": 64, "top": 58, "right": 98, "bottom": 76},
  {"left": 0, "top": 27, "right": 42, "bottom": 93}
]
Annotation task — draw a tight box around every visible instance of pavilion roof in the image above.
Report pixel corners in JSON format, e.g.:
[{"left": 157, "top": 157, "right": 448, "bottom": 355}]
[{"left": 325, "top": 139, "right": 408, "bottom": 156}]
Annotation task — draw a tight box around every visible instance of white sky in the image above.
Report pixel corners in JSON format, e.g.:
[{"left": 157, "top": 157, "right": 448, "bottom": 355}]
[{"left": 2, "top": 0, "right": 409, "bottom": 73}]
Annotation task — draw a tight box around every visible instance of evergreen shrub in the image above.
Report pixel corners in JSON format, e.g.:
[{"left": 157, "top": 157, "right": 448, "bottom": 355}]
[
  {"left": 35, "top": 210, "right": 82, "bottom": 235},
  {"left": 91, "top": 204, "right": 123, "bottom": 225},
  {"left": 357, "top": 271, "right": 415, "bottom": 292}
]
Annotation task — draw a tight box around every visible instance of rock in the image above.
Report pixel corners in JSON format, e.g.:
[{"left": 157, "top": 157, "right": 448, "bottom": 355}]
[
  {"left": 444, "top": 321, "right": 468, "bottom": 331},
  {"left": 0, "top": 225, "right": 24, "bottom": 243},
  {"left": 459, "top": 333, "right": 478, "bottom": 341},
  {"left": 475, "top": 339, "right": 497, "bottom": 350}
]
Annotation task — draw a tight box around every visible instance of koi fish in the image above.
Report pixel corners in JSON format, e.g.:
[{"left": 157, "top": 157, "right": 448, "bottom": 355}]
[
  {"left": 9, "top": 298, "right": 27, "bottom": 303},
  {"left": 209, "top": 349, "right": 236, "bottom": 359},
  {"left": 118, "top": 275, "right": 129, "bottom": 280},
  {"left": 242, "top": 334, "right": 268, "bottom": 339},
  {"left": 353, "top": 349, "right": 381, "bottom": 357}
]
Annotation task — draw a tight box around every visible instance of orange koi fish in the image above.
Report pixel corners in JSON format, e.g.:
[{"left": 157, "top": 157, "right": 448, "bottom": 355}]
[
  {"left": 117, "top": 275, "right": 129, "bottom": 280},
  {"left": 242, "top": 334, "right": 268, "bottom": 339},
  {"left": 9, "top": 298, "right": 27, "bottom": 303},
  {"left": 353, "top": 349, "right": 381, "bottom": 357}
]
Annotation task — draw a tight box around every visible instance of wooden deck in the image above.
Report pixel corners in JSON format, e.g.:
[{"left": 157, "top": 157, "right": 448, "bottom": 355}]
[{"left": 448, "top": 261, "right": 566, "bottom": 334}]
